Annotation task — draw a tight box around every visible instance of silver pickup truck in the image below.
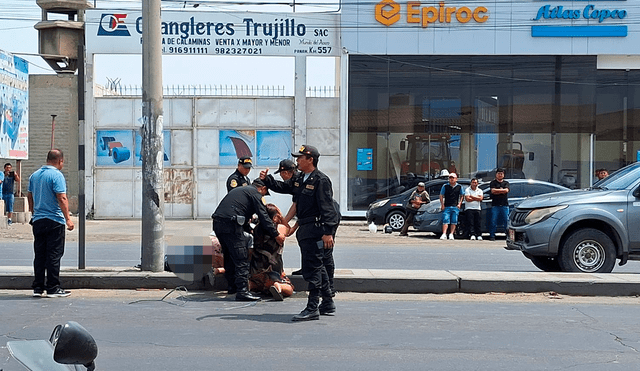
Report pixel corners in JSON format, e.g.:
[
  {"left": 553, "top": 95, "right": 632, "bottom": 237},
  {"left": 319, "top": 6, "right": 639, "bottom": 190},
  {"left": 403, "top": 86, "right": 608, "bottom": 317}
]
[{"left": 506, "top": 162, "right": 640, "bottom": 273}]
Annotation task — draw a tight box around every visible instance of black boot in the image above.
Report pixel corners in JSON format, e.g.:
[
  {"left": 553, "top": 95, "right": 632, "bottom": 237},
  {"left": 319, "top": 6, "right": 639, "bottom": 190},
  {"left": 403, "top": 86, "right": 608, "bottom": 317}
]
[
  {"left": 235, "top": 290, "right": 261, "bottom": 301},
  {"left": 319, "top": 296, "right": 336, "bottom": 315},
  {"left": 292, "top": 295, "right": 320, "bottom": 322}
]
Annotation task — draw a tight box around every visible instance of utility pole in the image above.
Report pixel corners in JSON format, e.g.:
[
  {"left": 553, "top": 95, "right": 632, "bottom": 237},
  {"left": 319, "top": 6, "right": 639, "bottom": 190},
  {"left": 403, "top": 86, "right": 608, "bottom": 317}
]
[
  {"left": 50, "top": 115, "right": 57, "bottom": 149},
  {"left": 141, "top": 0, "right": 164, "bottom": 272}
]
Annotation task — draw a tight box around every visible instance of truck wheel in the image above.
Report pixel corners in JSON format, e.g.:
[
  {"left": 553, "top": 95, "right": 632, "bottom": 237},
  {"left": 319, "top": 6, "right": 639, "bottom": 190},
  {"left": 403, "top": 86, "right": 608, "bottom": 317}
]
[
  {"left": 558, "top": 229, "right": 616, "bottom": 273},
  {"left": 386, "top": 211, "right": 406, "bottom": 231},
  {"left": 525, "top": 254, "right": 561, "bottom": 272}
]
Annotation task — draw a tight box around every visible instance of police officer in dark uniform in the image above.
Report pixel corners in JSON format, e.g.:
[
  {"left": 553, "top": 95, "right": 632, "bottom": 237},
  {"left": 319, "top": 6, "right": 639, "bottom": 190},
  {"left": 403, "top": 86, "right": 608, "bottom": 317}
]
[
  {"left": 226, "top": 156, "right": 253, "bottom": 192},
  {"left": 274, "top": 159, "right": 297, "bottom": 179},
  {"left": 212, "top": 179, "right": 285, "bottom": 301},
  {"left": 260, "top": 159, "right": 303, "bottom": 272},
  {"left": 287, "top": 145, "right": 339, "bottom": 321},
  {"left": 261, "top": 159, "right": 297, "bottom": 190}
]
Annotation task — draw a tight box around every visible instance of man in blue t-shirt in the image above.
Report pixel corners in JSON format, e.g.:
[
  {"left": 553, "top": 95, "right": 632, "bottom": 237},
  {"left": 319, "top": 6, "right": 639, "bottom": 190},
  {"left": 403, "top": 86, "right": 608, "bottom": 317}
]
[
  {"left": 2, "top": 162, "right": 20, "bottom": 225},
  {"left": 439, "top": 173, "right": 464, "bottom": 240},
  {"left": 28, "top": 149, "right": 74, "bottom": 298}
]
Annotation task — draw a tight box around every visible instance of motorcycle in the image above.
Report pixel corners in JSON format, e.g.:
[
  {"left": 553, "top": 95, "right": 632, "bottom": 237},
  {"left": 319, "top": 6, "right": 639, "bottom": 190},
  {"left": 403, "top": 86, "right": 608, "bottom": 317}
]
[{"left": 4, "top": 321, "right": 98, "bottom": 371}]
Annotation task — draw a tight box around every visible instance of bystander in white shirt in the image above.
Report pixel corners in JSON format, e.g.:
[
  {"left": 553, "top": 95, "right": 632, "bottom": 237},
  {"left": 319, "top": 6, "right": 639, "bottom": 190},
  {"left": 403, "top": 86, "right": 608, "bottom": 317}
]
[{"left": 464, "top": 186, "right": 483, "bottom": 210}]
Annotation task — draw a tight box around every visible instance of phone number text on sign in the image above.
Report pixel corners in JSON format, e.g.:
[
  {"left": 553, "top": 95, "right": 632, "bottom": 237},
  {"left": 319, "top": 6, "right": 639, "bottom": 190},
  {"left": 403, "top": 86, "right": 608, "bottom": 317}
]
[
  {"left": 163, "top": 47, "right": 211, "bottom": 54},
  {"left": 214, "top": 47, "right": 264, "bottom": 55}
]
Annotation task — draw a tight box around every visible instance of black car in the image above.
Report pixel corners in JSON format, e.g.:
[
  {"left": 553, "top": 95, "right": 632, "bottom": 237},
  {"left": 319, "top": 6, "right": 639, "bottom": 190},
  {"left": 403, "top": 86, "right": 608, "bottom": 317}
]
[
  {"left": 414, "top": 179, "right": 568, "bottom": 238},
  {"left": 366, "top": 178, "right": 471, "bottom": 231}
]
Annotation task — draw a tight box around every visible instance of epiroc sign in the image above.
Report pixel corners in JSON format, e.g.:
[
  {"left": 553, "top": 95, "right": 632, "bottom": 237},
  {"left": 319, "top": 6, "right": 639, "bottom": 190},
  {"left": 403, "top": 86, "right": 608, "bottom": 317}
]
[{"left": 375, "top": 0, "right": 489, "bottom": 28}]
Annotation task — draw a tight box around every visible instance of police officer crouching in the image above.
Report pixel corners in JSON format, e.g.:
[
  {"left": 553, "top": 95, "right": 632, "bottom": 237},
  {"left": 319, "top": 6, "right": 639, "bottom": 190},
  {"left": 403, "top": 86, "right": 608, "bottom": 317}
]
[
  {"left": 290, "top": 145, "right": 339, "bottom": 321},
  {"left": 212, "top": 179, "right": 285, "bottom": 301}
]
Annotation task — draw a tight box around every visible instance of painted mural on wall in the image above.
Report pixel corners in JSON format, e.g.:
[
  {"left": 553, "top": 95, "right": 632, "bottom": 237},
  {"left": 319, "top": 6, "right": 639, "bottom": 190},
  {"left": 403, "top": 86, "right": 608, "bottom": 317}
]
[
  {"left": 96, "top": 130, "right": 134, "bottom": 166},
  {"left": 0, "top": 50, "right": 28, "bottom": 159},
  {"left": 256, "top": 131, "right": 293, "bottom": 167},
  {"left": 220, "top": 130, "right": 255, "bottom": 166},
  {"left": 96, "top": 129, "right": 170, "bottom": 167},
  {"left": 220, "top": 129, "right": 291, "bottom": 167}
]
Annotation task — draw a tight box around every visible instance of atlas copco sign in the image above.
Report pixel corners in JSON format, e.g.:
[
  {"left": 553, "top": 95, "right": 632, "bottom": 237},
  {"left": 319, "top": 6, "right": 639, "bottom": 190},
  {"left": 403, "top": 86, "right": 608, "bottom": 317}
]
[{"left": 375, "top": 0, "right": 489, "bottom": 27}]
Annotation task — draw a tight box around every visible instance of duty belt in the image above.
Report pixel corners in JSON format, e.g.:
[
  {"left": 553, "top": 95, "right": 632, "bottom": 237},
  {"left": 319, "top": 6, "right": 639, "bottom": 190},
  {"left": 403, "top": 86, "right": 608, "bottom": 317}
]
[
  {"left": 213, "top": 215, "right": 246, "bottom": 225},
  {"left": 298, "top": 216, "right": 320, "bottom": 225}
]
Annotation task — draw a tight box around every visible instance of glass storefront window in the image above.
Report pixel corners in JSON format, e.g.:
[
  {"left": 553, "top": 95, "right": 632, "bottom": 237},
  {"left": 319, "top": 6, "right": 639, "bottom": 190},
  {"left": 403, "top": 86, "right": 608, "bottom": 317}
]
[{"left": 348, "top": 55, "right": 640, "bottom": 211}]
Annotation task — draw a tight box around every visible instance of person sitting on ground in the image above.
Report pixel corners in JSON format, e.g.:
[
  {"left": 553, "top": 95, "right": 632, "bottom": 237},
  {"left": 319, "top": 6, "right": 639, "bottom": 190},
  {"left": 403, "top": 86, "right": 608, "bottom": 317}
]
[{"left": 249, "top": 203, "right": 295, "bottom": 301}]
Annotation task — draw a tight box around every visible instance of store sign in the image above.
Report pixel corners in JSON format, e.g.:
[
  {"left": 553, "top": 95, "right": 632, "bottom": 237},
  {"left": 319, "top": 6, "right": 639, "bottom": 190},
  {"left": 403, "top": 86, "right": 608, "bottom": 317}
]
[
  {"left": 532, "top": 2, "right": 628, "bottom": 37},
  {"left": 86, "top": 10, "right": 340, "bottom": 56},
  {"left": 374, "top": 0, "right": 488, "bottom": 28}
]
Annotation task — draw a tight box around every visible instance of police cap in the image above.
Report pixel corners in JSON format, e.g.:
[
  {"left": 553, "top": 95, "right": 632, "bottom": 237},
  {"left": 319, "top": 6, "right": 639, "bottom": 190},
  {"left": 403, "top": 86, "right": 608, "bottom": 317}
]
[
  {"left": 238, "top": 156, "right": 253, "bottom": 168},
  {"left": 292, "top": 145, "right": 320, "bottom": 158},
  {"left": 274, "top": 159, "right": 296, "bottom": 174}
]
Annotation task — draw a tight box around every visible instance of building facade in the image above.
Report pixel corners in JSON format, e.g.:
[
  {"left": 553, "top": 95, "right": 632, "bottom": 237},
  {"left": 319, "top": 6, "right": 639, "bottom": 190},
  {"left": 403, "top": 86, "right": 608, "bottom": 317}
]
[
  {"left": 66, "top": 2, "right": 640, "bottom": 218},
  {"left": 340, "top": 0, "right": 640, "bottom": 213}
]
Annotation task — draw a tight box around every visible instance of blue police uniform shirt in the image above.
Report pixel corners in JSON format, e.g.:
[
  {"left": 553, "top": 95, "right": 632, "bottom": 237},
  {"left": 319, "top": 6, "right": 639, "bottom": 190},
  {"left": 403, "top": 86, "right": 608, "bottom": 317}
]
[{"left": 28, "top": 165, "right": 67, "bottom": 225}]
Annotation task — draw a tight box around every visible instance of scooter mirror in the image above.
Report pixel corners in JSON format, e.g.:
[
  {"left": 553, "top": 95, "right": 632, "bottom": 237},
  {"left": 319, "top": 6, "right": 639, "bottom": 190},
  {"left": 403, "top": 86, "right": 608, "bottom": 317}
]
[{"left": 50, "top": 321, "right": 98, "bottom": 368}]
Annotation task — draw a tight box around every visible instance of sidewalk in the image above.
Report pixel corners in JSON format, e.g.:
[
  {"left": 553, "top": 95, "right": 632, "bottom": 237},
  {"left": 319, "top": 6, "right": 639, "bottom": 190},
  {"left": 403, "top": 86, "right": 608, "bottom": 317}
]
[
  {"left": 2, "top": 218, "right": 640, "bottom": 296},
  {"left": 2, "top": 265, "right": 640, "bottom": 296}
]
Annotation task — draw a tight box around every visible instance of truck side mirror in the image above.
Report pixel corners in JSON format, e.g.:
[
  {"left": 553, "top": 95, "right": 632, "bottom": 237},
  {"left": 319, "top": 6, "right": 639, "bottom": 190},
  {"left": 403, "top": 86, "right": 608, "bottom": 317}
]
[
  {"left": 400, "top": 141, "right": 406, "bottom": 151},
  {"left": 634, "top": 187, "right": 640, "bottom": 198},
  {"left": 529, "top": 152, "right": 535, "bottom": 161}
]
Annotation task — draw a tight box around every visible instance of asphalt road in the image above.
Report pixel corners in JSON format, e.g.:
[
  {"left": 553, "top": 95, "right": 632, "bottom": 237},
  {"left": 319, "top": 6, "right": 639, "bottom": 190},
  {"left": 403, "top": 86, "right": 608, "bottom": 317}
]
[
  {"left": 3, "top": 220, "right": 640, "bottom": 273},
  {"left": 1, "top": 290, "right": 640, "bottom": 370},
  {"left": 4, "top": 237, "right": 640, "bottom": 274}
]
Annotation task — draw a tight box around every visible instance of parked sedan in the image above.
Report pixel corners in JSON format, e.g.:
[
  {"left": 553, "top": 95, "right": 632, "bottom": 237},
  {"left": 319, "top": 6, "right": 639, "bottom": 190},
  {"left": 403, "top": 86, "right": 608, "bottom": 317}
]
[
  {"left": 366, "top": 178, "right": 471, "bottom": 231},
  {"left": 413, "top": 179, "right": 568, "bottom": 238}
]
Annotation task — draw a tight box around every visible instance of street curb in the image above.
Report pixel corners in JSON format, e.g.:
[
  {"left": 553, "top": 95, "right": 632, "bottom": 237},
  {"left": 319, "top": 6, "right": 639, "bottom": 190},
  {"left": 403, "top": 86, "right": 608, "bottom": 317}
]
[
  {"left": 452, "top": 270, "right": 640, "bottom": 296},
  {"left": 3, "top": 267, "right": 640, "bottom": 296}
]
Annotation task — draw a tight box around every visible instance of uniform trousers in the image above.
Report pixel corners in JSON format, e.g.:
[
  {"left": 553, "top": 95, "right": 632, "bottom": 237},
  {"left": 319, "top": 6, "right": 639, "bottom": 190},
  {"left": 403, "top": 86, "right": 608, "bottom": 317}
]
[
  {"left": 213, "top": 221, "right": 252, "bottom": 292},
  {"left": 299, "top": 237, "right": 332, "bottom": 297}
]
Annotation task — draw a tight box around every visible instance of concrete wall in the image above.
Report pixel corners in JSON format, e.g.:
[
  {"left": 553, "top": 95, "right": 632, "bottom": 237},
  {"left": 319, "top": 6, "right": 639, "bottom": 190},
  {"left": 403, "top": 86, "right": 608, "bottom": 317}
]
[
  {"left": 306, "top": 97, "right": 340, "bottom": 198},
  {"left": 90, "top": 95, "right": 340, "bottom": 219},
  {"left": 23, "top": 74, "right": 79, "bottom": 212}
]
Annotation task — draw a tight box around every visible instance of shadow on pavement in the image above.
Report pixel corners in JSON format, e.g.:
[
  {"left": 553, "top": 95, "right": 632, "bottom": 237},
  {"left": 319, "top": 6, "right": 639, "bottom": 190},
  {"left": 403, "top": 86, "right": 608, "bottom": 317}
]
[{"left": 196, "top": 312, "right": 297, "bottom": 324}]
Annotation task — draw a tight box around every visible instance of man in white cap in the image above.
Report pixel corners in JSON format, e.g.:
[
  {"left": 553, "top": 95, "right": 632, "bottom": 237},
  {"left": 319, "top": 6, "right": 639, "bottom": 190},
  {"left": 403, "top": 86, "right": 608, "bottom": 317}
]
[{"left": 439, "top": 172, "right": 464, "bottom": 240}]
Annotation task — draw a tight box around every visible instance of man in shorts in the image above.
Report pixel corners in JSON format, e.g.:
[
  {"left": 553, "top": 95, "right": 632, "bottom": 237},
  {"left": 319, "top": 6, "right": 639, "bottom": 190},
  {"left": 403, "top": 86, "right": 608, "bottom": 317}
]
[{"left": 439, "top": 173, "right": 464, "bottom": 240}]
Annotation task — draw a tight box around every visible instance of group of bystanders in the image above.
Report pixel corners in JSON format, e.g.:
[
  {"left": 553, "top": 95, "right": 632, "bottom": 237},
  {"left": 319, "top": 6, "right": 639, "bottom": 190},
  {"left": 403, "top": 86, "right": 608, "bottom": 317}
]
[{"left": 402, "top": 168, "right": 512, "bottom": 241}]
